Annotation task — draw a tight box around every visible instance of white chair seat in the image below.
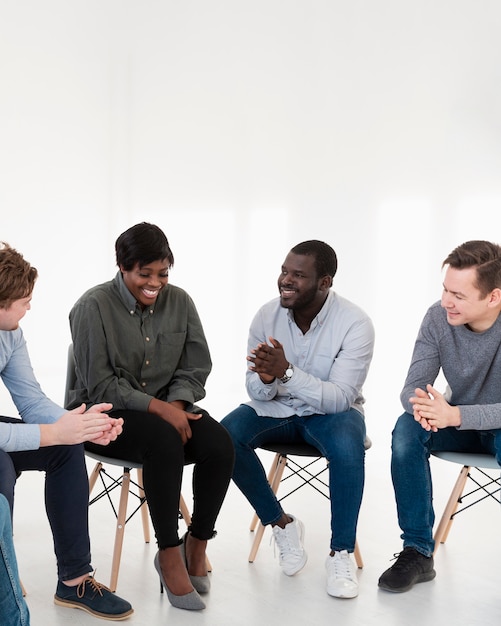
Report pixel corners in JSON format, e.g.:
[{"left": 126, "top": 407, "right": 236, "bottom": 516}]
[{"left": 431, "top": 450, "right": 500, "bottom": 470}]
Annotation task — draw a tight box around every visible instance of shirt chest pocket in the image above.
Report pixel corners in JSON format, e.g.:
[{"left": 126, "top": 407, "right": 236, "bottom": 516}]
[{"left": 157, "top": 331, "right": 187, "bottom": 363}]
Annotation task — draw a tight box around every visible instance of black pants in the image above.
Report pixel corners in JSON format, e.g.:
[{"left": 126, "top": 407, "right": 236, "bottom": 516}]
[
  {"left": 85, "top": 409, "right": 235, "bottom": 549},
  {"left": 0, "top": 438, "right": 92, "bottom": 582}
]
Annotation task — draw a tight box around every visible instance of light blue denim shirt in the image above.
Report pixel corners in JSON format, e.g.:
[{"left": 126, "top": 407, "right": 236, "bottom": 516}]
[
  {"left": 0, "top": 328, "right": 65, "bottom": 452},
  {"left": 245, "top": 290, "right": 375, "bottom": 418}
]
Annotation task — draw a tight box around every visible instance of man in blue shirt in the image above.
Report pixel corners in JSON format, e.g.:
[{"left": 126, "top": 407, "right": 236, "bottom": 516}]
[
  {"left": 0, "top": 242, "right": 133, "bottom": 621},
  {"left": 222, "top": 240, "right": 374, "bottom": 599}
]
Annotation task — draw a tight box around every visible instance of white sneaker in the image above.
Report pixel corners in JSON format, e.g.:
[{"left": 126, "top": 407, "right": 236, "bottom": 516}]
[
  {"left": 325, "top": 550, "right": 358, "bottom": 598},
  {"left": 271, "top": 515, "right": 308, "bottom": 576}
]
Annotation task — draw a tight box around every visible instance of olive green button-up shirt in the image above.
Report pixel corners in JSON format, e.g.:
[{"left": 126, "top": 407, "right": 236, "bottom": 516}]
[{"left": 68, "top": 272, "right": 212, "bottom": 412}]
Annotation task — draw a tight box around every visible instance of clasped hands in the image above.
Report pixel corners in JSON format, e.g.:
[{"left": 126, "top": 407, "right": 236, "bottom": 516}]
[
  {"left": 42, "top": 403, "right": 124, "bottom": 447},
  {"left": 411, "top": 385, "right": 461, "bottom": 432},
  {"left": 247, "top": 336, "right": 288, "bottom": 384}
]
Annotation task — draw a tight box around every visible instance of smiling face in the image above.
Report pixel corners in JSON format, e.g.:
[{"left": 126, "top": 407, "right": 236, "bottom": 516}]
[
  {"left": 120, "top": 259, "right": 170, "bottom": 308},
  {"left": 277, "top": 252, "right": 331, "bottom": 314},
  {"left": 441, "top": 265, "right": 501, "bottom": 332},
  {"left": 0, "top": 296, "right": 32, "bottom": 331}
]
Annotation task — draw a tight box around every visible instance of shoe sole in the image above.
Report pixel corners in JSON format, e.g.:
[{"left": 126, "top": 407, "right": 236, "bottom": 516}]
[
  {"left": 378, "top": 569, "right": 436, "bottom": 593},
  {"left": 54, "top": 595, "right": 134, "bottom": 621},
  {"left": 327, "top": 585, "right": 358, "bottom": 599}
]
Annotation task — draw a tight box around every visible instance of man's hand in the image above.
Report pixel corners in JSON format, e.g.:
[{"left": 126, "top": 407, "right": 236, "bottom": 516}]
[
  {"left": 247, "top": 336, "right": 288, "bottom": 384},
  {"left": 39, "top": 403, "right": 124, "bottom": 447},
  {"left": 84, "top": 403, "right": 124, "bottom": 445},
  {"left": 410, "top": 385, "right": 461, "bottom": 432}
]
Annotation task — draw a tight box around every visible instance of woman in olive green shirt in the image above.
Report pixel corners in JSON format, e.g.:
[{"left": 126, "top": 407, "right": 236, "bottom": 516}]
[{"left": 69, "top": 222, "right": 234, "bottom": 611}]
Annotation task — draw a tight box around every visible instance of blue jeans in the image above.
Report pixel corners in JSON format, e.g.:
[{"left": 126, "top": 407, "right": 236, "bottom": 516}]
[
  {"left": 0, "top": 494, "right": 30, "bottom": 626},
  {"left": 0, "top": 443, "right": 92, "bottom": 581},
  {"left": 221, "top": 405, "right": 366, "bottom": 552},
  {"left": 391, "top": 412, "right": 501, "bottom": 557}
]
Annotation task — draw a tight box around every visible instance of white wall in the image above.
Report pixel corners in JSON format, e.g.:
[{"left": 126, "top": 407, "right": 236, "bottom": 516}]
[{"left": 1, "top": 1, "right": 501, "bottom": 451}]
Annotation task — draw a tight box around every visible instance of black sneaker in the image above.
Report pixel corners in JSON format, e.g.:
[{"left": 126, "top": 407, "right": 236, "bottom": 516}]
[
  {"left": 378, "top": 547, "right": 436, "bottom": 593},
  {"left": 54, "top": 575, "right": 133, "bottom": 620}
]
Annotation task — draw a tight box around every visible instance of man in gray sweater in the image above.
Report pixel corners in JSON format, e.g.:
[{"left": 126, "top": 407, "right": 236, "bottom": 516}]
[{"left": 378, "top": 240, "right": 501, "bottom": 593}]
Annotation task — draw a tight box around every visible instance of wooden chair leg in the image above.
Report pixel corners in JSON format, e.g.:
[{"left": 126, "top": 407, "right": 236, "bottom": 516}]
[
  {"left": 354, "top": 540, "right": 363, "bottom": 568},
  {"left": 109, "top": 469, "right": 131, "bottom": 592},
  {"left": 249, "top": 452, "right": 284, "bottom": 532},
  {"left": 87, "top": 461, "right": 130, "bottom": 591},
  {"left": 433, "top": 465, "right": 470, "bottom": 554},
  {"left": 268, "top": 454, "right": 288, "bottom": 495},
  {"left": 248, "top": 454, "right": 288, "bottom": 562},
  {"left": 136, "top": 468, "right": 150, "bottom": 544},
  {"left": 179, "top": 493, "right": 192, "bottom": 527},
  {"left": 88, "top": 461, "right": 103, "bottom": 494}
]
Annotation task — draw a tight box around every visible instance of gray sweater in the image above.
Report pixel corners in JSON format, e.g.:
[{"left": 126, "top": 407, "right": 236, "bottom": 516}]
[{"left": 400, "top": 301, "right": 501, "bottom": 430}]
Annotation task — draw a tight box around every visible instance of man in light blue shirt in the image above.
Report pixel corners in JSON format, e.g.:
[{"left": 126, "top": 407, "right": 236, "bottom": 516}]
[
  {"left": 222, "top": 240, "right": 374, "bottom": 599},
  {"left": 0, "top": 242, "right": 133, "bottom": 621}
]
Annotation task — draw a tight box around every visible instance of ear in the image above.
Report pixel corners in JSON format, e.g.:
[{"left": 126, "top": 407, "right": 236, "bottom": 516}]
[
  {"left": 319, "top": 275, "right": 333, "bottom": 291},
  {"left": 488, "top": 288, "right": 501, "bottom": 307}
]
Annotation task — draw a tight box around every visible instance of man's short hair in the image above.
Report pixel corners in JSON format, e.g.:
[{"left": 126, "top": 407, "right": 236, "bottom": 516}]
[
  {"left": 290, "top": 240, "right": 338, "bottom": 279},
  {"left": 443, "top": 240, "right": 501, "bottom": 297},
  {"left": 0, "top": 243, "right": 38, "bottom": 309}
]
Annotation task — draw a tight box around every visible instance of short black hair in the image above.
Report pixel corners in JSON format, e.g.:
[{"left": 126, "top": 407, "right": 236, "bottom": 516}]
[
  {"left": 115, "top": 222, "right": 174, "bottom": 271},
  {"left": 290, "top": 240, "right": 338, "bottom": 279}
]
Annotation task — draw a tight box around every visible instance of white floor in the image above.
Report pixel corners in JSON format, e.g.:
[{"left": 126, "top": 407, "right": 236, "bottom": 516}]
[{"left": 13, "top": 441, "right": 501, "bottom": 626}]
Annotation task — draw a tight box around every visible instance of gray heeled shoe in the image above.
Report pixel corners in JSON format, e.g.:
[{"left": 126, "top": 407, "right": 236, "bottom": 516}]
[
  {"left": 181, "top": 532, "right": 211, "bottom": 594},
  {"left": 153, "top": 551, "right": 206, "bottom": 610}
]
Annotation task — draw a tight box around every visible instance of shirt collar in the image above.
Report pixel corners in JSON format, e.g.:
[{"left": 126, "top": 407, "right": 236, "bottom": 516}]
[
  {"left": 114, "top": 271, "right": 140, "bottom": 314},
  {"left": 316, "top": 290, "right": 334, "bottom": 325}
]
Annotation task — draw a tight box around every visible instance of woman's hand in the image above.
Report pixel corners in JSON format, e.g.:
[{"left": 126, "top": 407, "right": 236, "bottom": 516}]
[{"left": 148, "top": 398, "right": 202, "bottom": 444}]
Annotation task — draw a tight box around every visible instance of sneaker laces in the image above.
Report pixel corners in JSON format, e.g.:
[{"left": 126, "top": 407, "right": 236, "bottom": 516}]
[
  {"left": 271, "top": 526, "right": 302, "bottom": 560},
  {"left": 76, "top": 572, "right": 109, "bottom": 599},
  {"left": 389, "top": 549, "right": 422, "bottom": 573},
  {"left": 331, "top": 552, "right": 355, "bottom": 581}
]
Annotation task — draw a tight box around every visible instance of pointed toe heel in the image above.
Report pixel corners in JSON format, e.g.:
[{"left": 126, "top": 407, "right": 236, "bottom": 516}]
[
  {"left": 181, "top": 532, "right": 211, "bottom": 594},
  {"left": 154, "top": 551, "right": 206, "bottom": 610}
]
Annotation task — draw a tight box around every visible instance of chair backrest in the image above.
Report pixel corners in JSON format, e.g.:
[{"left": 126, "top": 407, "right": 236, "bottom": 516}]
[{"left": 64, "top": 344, "right": 76, "bottom": 409}]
